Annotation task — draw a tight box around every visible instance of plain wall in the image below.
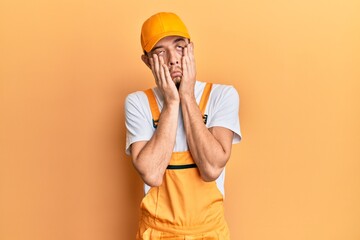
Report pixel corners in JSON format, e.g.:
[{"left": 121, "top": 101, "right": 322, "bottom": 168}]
[{"left": 1, "top": 0, "right": 359, "bottom": 239}]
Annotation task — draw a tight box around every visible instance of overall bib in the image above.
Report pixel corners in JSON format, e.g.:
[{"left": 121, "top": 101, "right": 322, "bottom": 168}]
[{"left": 137, "top": 83, "right": 230, "bottom": 240}]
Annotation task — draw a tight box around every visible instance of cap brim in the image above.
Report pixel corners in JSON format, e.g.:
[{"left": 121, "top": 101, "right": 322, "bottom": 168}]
[{"left": 143, "top": 31, "right": 191, "bottom": 52}]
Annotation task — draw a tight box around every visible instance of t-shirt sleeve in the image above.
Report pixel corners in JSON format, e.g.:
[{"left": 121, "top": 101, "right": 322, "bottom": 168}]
[
  {"left": 207, "top": 85, "right": 242, "bottom": 144},
  {"left": 124, "top": 92, "right": 154, "bottom": 155}
]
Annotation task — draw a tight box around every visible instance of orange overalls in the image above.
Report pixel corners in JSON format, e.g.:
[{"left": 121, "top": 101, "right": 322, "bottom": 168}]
[{"left": 137, "top": 83, "right": 230, "bottom": 240}]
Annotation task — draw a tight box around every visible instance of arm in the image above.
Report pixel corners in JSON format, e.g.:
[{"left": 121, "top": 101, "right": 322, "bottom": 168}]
[
  {"left": 180, "top": 95, "right": 234, "bottom": 182},
  {"left": 131, "top": 103, "right": 178, "bottom": 187},
  {"left": 131, "top": 54, "right": 179, "bottom": 187},
  {"left": 179, "top": 43, "right": 234, "bottom": 181}
]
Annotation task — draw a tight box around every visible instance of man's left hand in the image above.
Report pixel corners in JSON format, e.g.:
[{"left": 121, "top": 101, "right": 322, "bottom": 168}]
[{"left": 179, "top": 42, "right": 196, "bottom": 99}]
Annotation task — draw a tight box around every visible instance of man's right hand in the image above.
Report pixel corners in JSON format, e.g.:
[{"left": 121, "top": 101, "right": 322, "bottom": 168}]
[
  {"left": 149, "top": 54, "right": 180, "bottom": 106},
  {"left": 131, "top": 54, "right": 180, "bottom": 187}
]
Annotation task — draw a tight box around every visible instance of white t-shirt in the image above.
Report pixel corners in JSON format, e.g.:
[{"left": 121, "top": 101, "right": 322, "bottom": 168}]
[{"left": 125, "top": 81, "right": 242, "bottom": 196}]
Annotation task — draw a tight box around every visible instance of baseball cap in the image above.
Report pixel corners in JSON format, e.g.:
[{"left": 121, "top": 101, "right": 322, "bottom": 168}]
[{"left": 141, "top": 12, "right": 190, "bottom": 52}]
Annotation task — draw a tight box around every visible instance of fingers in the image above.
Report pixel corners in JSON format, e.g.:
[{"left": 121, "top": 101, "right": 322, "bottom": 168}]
[
  {"left": 188, "top": 42, "right": 195, "bottom": 62},
  {"left": 153, "top": 54, "right": 161, "bottom": 83},
  {"left": 149, "top": 57, "right": 156, "bottom": 79},
  {"left": 163, "top": 64, "right": 172, "bottom": 85},
  {"left": 151, "top": 54, "right": 174, "bottom": 89},
  {"left": 182, "top": 42, "right": 196, "bottom": 80},
  {"left": 182, "top": 52, "right": 188, "bottom": 77},
  {"left": 159, "top": 55, "right": 166, "bottom": 85},
  {"left": 151, "top": 54, "right": 179, "bottom": 104},
  {"left": 149, "top": 55, "right": 159, "bottom": 85}
]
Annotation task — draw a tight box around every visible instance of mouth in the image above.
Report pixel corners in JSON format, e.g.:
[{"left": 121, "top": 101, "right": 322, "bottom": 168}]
[{"left": 170, "top": 70, "right": 182, "bottom": 79}]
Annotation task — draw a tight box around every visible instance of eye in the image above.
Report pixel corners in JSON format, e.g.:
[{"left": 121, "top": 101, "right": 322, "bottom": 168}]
[
  {"left": 157, "top": 50, "right": 165, "bottom": 55},
  {"left": 176, "top": 45, "right": 184, "bottom": 50}
]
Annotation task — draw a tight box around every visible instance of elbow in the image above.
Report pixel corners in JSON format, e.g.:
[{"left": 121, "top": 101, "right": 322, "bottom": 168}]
[
  {"left": 142, "top": 173, "right": 164, "bottom": 187},
  {"left": 200, "top": 156, "right": 229, "bottom": 182},
  {"left": 132, "top": 157, "right": 165, "bottom": 187},
  {"left": 200, "top": 166, "right": 224, "bottom": 182}
]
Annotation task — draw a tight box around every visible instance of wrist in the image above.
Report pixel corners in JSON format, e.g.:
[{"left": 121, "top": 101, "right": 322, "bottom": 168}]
[
  {"left": 179, "top": 92, "right": 195, "bottom": 103},
  {"left": 164, "top": 99, "right": 180, "bottom": 109}
]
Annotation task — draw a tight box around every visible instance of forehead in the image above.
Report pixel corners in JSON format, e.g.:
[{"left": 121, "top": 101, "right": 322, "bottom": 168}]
[{"left": 152, "top": 36, "right": 187, "bottom": 49}]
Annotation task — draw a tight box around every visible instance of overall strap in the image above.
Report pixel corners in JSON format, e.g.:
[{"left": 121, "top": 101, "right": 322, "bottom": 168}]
[
  {"left": 199, "top": 82, "right": 213, "bottom": 124},
  {"left": 144, "top": 89, "right": 160, "bottom": 129},
  {"left": 143, "top": 82, "right": 213, "bottom": 129}
]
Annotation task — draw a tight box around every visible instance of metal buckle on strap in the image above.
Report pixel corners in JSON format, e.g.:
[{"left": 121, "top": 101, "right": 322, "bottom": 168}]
[
  {"left": 202, "top": 114, "right": 208, "bottom": 124},
  {"left": 152, "top": 119, "right": 158, "bottom": 129}
]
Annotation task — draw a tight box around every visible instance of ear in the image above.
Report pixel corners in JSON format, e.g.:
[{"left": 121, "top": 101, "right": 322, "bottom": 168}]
[{"left": 141, "top": 54, "right": 151, "bottom": 69}]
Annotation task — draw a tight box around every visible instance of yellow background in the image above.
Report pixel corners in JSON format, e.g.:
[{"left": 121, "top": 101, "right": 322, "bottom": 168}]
[{"left": 1, "top": 0, "right": 359, "bottom": 239}]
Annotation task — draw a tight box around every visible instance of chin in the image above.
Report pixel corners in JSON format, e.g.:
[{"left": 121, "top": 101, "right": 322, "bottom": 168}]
[
  {"left": 173, "top": 76, "right": 181, "bottom": 84},
  {"left": 173, "top": 77, "right": 182, "bottom": 90}
]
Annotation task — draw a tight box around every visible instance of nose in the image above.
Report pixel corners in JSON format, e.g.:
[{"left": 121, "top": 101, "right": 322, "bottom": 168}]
[
  {"left": 169, "top": 60, "right": 179, "bottom": 66},
  {"left": 168, "top": 50, "right": 180, "bottom": 67}
]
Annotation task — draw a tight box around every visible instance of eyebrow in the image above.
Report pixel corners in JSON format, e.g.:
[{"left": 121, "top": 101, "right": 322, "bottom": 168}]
[
  {"left": 150, "top": 38, "right": 187, "bottom": 52},
  {"left": 173, "top": 37, "right": 186, "bottom": 44}
]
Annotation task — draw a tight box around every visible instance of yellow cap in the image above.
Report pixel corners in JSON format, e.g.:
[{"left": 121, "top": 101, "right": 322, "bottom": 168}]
[{"left": 141, "top": 12, "right": 190, "bottom": 52}]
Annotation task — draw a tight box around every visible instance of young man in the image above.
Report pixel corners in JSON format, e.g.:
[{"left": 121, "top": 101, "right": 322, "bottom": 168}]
[{"left": 125, "top": 12, "right": 242, "bottom": 239}]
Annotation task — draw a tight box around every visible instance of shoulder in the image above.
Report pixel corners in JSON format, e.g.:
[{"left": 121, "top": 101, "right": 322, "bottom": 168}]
[
  {"left": 125, "top": 89, "right": 151, "bottom": 106},
  {"left": 210, "top": 83, "right": 239, "bottom": 101},
  {"left": 124, "top": 90, "right": 150, "bottom": 113},
  {"left": 125, "top": 90, "right": 146, "bottom": 102},
  {"left": 195, "top": 81, "right": 238, "bottom": 94},
  {"left": 211, "top": 83, "right": 238, "bottom": 93}
]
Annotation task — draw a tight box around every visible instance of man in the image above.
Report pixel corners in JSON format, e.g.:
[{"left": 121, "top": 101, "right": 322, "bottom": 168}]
[{"left": 125, "top": 12, "right": 241, "bottom": 239}]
